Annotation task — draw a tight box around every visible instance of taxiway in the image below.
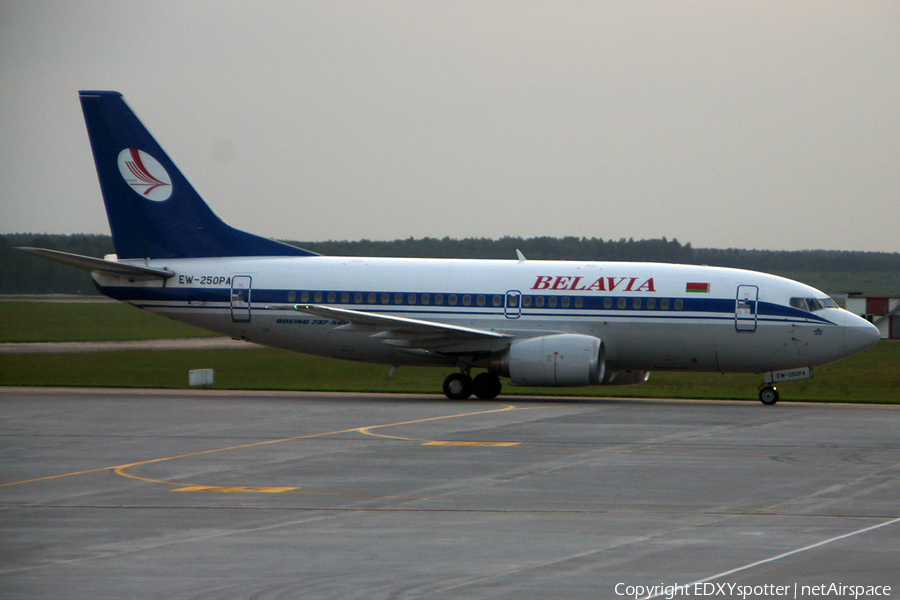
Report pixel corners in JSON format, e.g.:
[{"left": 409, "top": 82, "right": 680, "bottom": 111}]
[{"left": 2, "top": 388, "right": 898, "bottom": 599}]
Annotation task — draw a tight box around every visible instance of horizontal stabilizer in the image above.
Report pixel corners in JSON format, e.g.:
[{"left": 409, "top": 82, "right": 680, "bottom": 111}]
[{"left": 16, "top": 247, "right": 175, "bottom": 279}]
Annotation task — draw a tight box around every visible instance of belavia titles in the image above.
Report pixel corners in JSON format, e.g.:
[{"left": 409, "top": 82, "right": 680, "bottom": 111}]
[{"left": 532, "top": 276, "right": 655, "bottom": 293}]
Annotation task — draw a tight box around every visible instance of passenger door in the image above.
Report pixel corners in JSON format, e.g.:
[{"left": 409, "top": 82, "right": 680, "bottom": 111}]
[{"left": 735, "top": 285, "right": 758, "bottom": 332}]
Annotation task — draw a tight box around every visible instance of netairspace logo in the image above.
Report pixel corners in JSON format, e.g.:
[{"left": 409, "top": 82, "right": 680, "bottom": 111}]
[{"left": 614, "top": 581, "right": 892, "bottom": 599}]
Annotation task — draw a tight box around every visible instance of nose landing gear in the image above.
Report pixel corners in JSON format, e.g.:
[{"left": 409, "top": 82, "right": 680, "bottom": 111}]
[
  {"left": 757, "top": 367, "right": 812, "bottom": 405},
  {"left": 758, "top": 386, "right": 779, "bottom": 405}
]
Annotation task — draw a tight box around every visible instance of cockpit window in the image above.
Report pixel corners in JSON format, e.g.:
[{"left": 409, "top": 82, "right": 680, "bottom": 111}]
[
  {"left": 790, "top": 297, "right": 838, "bottom": 312},
  {"left": 790, "top": 297, "right": 809, "bottom": 311}
]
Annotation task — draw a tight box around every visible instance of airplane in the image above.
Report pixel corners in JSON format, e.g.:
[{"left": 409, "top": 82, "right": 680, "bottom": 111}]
[{"left": 19, "top": 90, "right": 881, "bottom": 405}]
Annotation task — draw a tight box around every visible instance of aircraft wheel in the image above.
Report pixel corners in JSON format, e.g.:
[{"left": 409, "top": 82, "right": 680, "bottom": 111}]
[
  {"left": 443, "top": 373, "right": 473, "bottom": 400},
  {"left": 759, "top": 386, "right": 779, "bottom": 405},
  {"left": 472, "top": 373, "right": 502, "bottom": 400}
]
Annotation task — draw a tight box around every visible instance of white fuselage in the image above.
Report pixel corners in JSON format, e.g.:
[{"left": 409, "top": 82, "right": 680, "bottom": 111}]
[{"left": 94, "top": 256, "right": 879, "bottom": 374}]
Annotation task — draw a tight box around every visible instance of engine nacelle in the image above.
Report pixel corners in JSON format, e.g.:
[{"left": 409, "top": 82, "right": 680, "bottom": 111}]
[{"left": 494, "top": 334, "right": 605, "bottom": 387}]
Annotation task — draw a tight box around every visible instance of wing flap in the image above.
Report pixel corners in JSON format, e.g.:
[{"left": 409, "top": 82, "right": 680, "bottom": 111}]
[{"left": 282, "top": 303, "right": 512, "bottom": 353}]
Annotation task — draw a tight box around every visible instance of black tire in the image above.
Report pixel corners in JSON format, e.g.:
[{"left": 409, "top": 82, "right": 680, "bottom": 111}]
[
  {"left": 443, "top": 373, "right": 473, "bottom": 400},
  {"left": 472, "top": 372, "right": 502, "bottom": 400},
  {"left": 759, "top": 386, "right": 779, "bottom": 405}
]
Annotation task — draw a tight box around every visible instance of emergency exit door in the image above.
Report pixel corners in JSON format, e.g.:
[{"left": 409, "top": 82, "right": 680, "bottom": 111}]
[{"left": 505, "top": 290, "right": 522, "bottom": 319}]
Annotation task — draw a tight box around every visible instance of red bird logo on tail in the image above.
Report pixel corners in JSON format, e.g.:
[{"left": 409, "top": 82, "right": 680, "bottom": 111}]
[{"left": 117, "top": 148, "right": 172, "bottom": 201}]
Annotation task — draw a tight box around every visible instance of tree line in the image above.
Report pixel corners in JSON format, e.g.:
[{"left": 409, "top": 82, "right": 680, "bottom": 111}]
[{"left": 2, "top": 233, "right": 899, "bottom": 295}]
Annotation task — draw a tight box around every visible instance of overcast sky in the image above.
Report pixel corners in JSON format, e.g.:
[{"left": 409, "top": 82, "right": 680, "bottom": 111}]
[{"left": 2, "top": 2, "right": 898, "bottom": 252}]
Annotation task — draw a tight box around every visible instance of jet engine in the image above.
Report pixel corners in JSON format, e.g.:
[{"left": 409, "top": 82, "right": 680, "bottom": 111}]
[{"left": 492, "top": 334, "right": 605, "bottom": 387}]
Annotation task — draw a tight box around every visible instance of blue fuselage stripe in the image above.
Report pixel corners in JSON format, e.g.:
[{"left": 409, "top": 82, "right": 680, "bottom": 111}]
[{"left": 99, "top": 285, "right": 835, "bottom": 325}]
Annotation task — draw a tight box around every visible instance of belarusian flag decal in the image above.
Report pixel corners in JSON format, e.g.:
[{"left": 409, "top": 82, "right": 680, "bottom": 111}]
[{"left": 686, "top": 282, "right": 710, "bottom": 293}]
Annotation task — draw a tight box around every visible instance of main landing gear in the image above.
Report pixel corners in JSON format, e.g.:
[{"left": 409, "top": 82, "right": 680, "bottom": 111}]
[{"left": 442, "top": 372, "right": 502, "bottom": 400}]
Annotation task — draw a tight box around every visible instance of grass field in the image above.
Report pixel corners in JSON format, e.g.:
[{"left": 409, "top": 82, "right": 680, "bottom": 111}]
[
  {"left": 1, "top": 300, "right": 897, "bottom": 403},
  {"left": 0, "top": 299, "right": 216, "bottom": 342}
]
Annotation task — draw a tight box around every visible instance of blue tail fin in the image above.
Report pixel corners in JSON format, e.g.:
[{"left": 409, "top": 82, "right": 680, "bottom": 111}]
[{"left": 79, "top": 91, "right": 316, "bottom": 259}]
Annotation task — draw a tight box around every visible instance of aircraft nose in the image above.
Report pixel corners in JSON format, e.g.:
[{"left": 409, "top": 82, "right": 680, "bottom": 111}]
[{"left": 843, "top": 314, "right": 881, "bottom": 356}]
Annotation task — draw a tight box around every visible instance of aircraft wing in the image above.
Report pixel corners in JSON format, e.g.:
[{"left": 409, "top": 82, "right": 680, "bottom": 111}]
[
  {"left": 285, "top": 304, "right": 513, "bottom": 353},
  {"left": 16, "top": 247, "right": 175, "bottom": 280}
]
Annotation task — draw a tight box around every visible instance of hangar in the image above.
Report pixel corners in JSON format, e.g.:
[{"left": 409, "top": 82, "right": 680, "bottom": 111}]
[{"left": 845, "top": 294, "right": 900, "bottom": 339}]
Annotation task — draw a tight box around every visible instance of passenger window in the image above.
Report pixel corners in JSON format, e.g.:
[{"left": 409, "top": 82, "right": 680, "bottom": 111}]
[
  {"left": 422, "top": 294, "right": 430, "bottom": 305},
  {"left": 463, "top": 295, "right": 472, "bottom": 306},
  {"left": 617, "top": 298, "right": 626, "bottom": 309},
  {"left": 604, "top": 298, "right": 612, "bottom": 309},
  {"left": 535, "top": 297, "right": 545, "bottom": 308},
  {"left": 394, "top": 293, "right": 403, "bottom": 304},
  {"left": 314, "top": 292, "right": 323, "bottom": 303},
  {"left": 327, "top": 292, "right": 336, "bottom": 303},
  {"left": 368, "top": 292, "right": 376, "bottom": 304},
  {"left": 476, "top": 295, "right": 485, "bottom": 306},
  {"left": 354, "top": 292, "right": 363, "bottom": 303},
  {"left": 381, "top": 293, "right": 390, "bottom": 304},
  {"left": 646, "top": 298, "right": 655, "bottom": 310},
  {"left": 408, "top": 293, "right": 417, "bottom": 305},
  {"left": 522, "top": 296, "right": 532, "bottom": 308},
  {"left": 301, "top": 291, "right": 310, "bottom": 303},
  {"left": 561, "top": 297, "right": 570, "bottom": 308},
  {"left": 633, "top": 298, "right": 642, "bottom": 309},
  {"left": 660, "top": 298, "right": 669, "bottom": 310},
  {"left": 548, "top": 297, "right": 558, "bottom": 308},
  {"left": 574, "top": 297, "right": 583, "bottom": 308},
  {"left": 341, "top": 292, "right": 349, "bottom": 303},
  {"left": 675, "top": 299, "right": 683, "bottom": 310},
  {"left": 435, "top": 294, "right": 444, "bottom": 305},
  {"left": 493, "top": 295, "right": 503, "bottom": 307},
  {"left": 287, "top": 291, "right": 296, "bottom": 303},
  {"left": 449, "top": 294, "right": 458, "bottom": 306}
]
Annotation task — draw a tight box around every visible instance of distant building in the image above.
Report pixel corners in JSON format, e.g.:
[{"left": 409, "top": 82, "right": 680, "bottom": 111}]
[{"left": 845, "top": 294, "right": 900, "bottom": 340}]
